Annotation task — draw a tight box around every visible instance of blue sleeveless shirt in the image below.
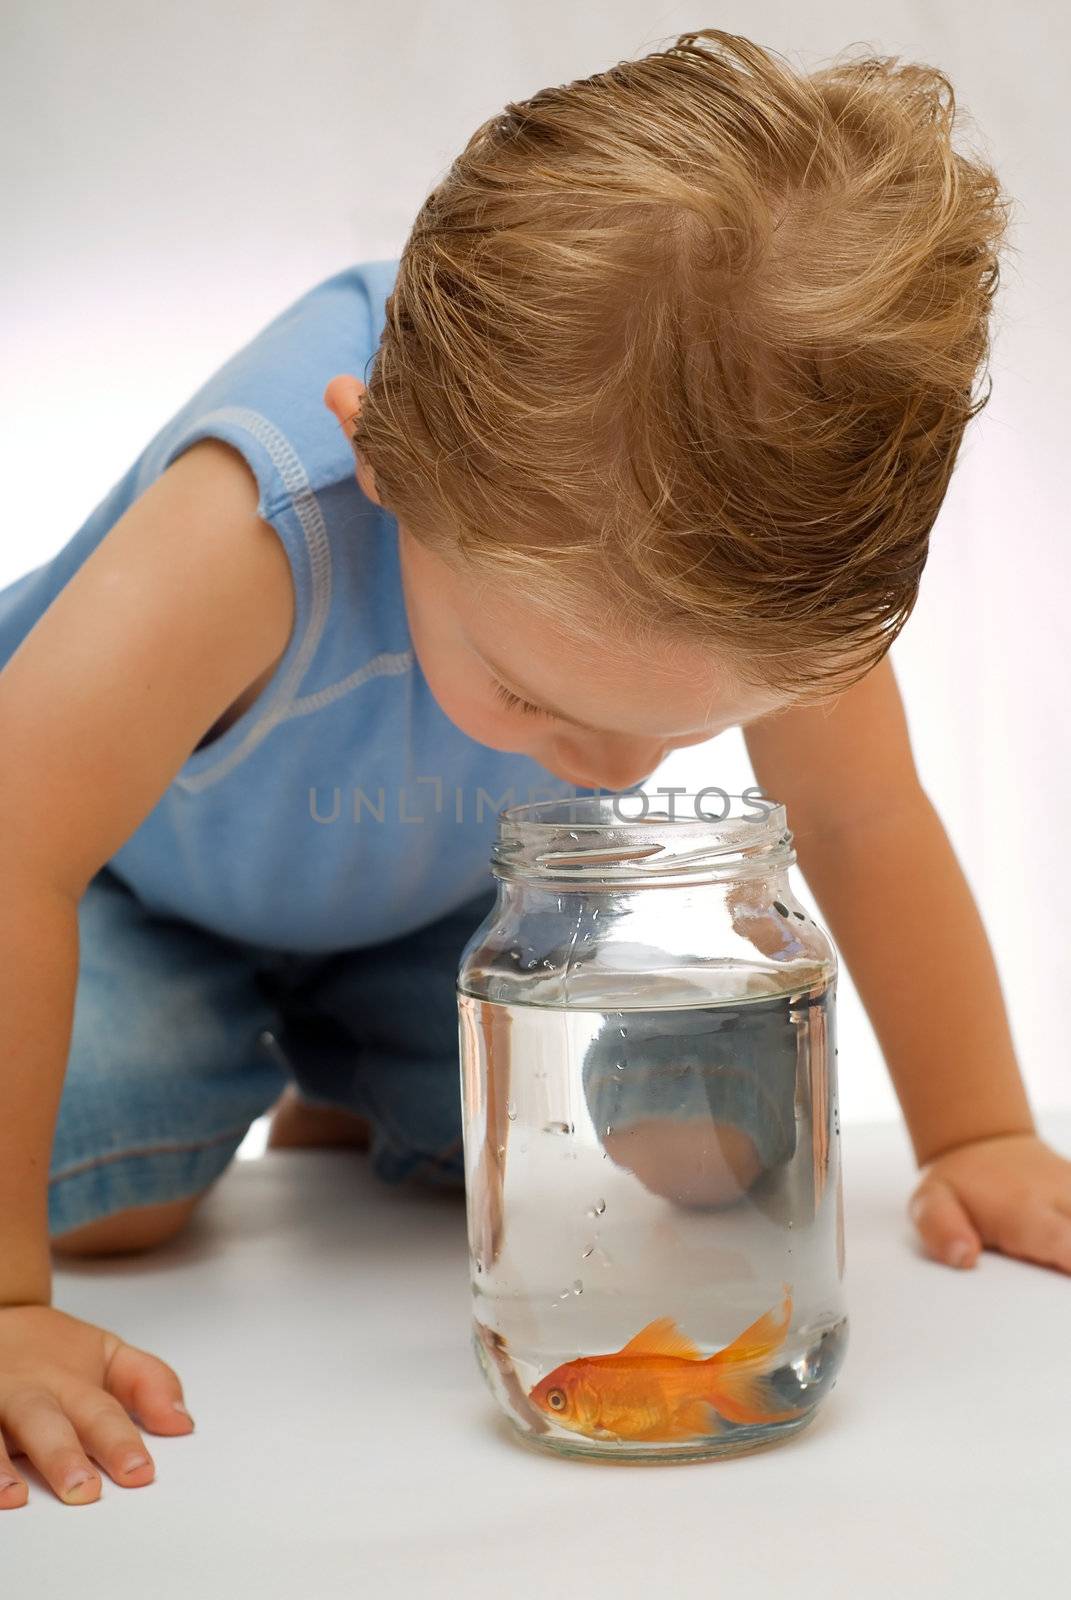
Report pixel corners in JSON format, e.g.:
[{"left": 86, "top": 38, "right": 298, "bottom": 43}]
[{"left": 0, "top": 260, "right": 595, "bottom": 953}]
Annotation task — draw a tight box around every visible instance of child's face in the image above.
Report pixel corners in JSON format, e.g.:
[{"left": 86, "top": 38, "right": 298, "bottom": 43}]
[{"left": 325, "top": 376, "right": 791, "bottom": 790}]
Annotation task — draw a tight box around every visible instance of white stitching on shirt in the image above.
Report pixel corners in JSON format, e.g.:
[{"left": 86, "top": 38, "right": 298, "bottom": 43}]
[
  {"left": 163, "top": 406, "right": 334, "bottom": 793},
  {"left": 284, "top": 649, "right": 413, "bottom": 718}
]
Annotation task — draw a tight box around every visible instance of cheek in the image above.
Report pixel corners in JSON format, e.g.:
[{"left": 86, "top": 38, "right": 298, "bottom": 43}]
[
  {"left": 421, "top": 662, "right": 538, "bottom": 749},
  {"left": 406, "top": 621, "right": 501, "bottom": 737}
]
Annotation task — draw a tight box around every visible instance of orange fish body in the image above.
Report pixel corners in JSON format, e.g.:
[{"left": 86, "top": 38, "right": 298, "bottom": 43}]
[{"left": 528, "top": 1286, "right": 804, "bottom": 1443}]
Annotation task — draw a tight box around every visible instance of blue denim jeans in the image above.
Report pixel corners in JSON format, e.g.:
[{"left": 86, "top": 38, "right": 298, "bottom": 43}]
[
  {"left": 49, "top": 866, "right": 498, "bottom": 1236},
  {"left": 50, "top": 868, "right": 799, "bottom": 1238}
]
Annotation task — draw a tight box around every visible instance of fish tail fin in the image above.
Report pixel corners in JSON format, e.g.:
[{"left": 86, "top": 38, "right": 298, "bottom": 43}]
[
  {"left": 706, "top": 1366, "right": 808, "bottom": 1427},
  {"left": 704, "top": 1285, "right": 805, "bottom": 1426},
  {"left": 707, "top": 1283, "right": 793, "bottom": 1370}
]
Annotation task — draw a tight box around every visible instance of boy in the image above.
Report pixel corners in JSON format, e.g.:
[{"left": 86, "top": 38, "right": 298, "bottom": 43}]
[{"left": 0, "top": 29, "right": 1067, "bottom": 1511}]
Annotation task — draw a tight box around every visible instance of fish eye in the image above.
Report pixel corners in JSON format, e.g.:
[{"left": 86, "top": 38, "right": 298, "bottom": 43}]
[{"left": 546, "top": 1388, "right": 566, "bottom": 1411}]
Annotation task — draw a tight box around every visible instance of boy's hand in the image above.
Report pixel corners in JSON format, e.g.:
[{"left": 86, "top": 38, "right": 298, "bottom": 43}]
[
  {"left": 908, "top": 1133, "right": 1071, "bottom": 1275},
  {"left": 0, "top": 1304, "right": 194, "bottom": 1508}
]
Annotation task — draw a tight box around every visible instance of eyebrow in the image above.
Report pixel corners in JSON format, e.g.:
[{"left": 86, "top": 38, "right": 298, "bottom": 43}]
[{"left": 477, "top": 653, "right": 608, "bottom": 733}]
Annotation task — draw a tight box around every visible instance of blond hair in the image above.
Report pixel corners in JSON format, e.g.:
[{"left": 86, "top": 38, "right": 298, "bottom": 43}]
[{"left": 352, "top": 28, "right": 1013, "bottom": 697}]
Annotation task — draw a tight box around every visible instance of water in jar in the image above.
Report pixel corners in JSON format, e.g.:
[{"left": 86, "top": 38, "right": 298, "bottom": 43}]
[{"left": 458, "top": 973, "right": 848, "bottom": 1463}]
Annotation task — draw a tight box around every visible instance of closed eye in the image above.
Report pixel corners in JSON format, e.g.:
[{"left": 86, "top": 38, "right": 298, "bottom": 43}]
[{"left": 491, "top": 679, "right": 553, "bottom": 720}]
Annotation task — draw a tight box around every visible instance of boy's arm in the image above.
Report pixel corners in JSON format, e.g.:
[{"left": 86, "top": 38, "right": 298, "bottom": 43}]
[
  {"left": 0, "top": 436, "right": 295, "bottom": 1301},
  {"left": 744, "top": 657, "right": 1071, "bottom": 1275},
  {"left": 0, "top": 437, "right": 295, "bottom": 1506}
]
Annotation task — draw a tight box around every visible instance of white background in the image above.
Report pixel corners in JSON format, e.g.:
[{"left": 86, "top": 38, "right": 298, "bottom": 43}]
[{"left": 2, "top": 1, "right": 1067, "bottom": 1128}]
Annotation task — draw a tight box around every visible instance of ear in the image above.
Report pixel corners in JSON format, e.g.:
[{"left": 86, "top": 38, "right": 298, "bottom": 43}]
[{"left": 326, "top": 377, "right": 382, "bottom": 508}]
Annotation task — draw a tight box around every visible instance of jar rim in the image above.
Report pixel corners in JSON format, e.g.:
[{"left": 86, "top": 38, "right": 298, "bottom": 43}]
[{"left": 492, "top": 792, "right": 794, "bottom": 885}]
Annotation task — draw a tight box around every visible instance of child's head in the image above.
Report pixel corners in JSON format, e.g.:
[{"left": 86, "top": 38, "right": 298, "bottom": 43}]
[{"left": 325, "top": 28, "right": 1011, "bottom": 790}]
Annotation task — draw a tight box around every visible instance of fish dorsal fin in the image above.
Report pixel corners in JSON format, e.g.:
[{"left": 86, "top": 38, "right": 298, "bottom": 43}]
[{"left": 614, "top": 1315, "right": 703, "bottom": 1361}]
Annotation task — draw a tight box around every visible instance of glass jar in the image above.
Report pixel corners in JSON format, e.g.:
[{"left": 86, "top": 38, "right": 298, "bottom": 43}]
[{"left": 456, "top": 791, "right": 847, "bottom": 1463}]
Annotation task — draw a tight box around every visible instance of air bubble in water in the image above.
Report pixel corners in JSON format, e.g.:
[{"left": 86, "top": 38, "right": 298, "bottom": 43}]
[
  {"left": 581, "top": 1244, "right": 595, "bottom": 1260},
  {"left": 541, "top": 959, "right": 553, "bottom": 968},
  {"left": 558, "top": 1288, "right": 570, "bottom": 1301},
  {"left": 572, "top": 1279, "right": 584, "bottom": 1296},
  {"left": 605, "top": 1123, "right": 614, "bottom": 1136},
  {"left": 506, "top": 1101, "right": 517, "bottom": 1121},
  {"left": 619, "top": 1027, "right": 627, "bottom": 1037},
  {"left": 544, "top": 1120, "right": 573, "bottom": 1135},
  {"left": 588, "top": 1198, "right": 606, "bottom": 1217}
]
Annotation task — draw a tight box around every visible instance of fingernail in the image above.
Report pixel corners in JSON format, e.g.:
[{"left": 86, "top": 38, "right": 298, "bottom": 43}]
[
  {"left": 0, "top": 1476, "right": 22, "bottom": 1493},
  {"left": 63, "top": 1469, "right": 96, "bottom": 1496},
  {"left": 948, "top": 1240, "right": 972, "bottom": 1267},
  {"left": 172, "top": 1400, "right": 194, "bottom": 1422},
  {"left": 120, "top": 1454, "right": 151, "bottom": 1474}
]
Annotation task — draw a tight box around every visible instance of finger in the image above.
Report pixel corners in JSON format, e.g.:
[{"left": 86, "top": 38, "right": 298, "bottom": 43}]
[
  {"left": 101, "top": 1337, "right": 195, "bottom": 1435},
  {"left": 994, "top": 1206, "right": 1071, "bottom": 1276},
  {"left": 1, "top": 1387, "right": 102, "bottom": 1505},
  {"left": 0, "top": 1429, "right": 28, "bottom": 1510},
  {"left": 63, "top": 1387, "right": 155, "bottom": 1490},
  {"left": 909, "top": 1176, "right": 983, "bottom": 1269}
]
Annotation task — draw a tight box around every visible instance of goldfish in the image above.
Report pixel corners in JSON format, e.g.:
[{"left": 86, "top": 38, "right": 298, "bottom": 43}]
[{"left": 528, "top": 1285, "right": 804, "bottom": 1443}]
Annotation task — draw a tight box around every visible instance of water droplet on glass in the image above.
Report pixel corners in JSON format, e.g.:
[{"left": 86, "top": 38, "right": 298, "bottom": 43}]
[
  {"left": 581, "top": 1244, "right": 595, "bottom": 1259},
  {"left": 543, "top": 1120, "right": 573, "bottom": 1135},
  {"left": 588, "top": 1198, "right": 607, "bottom": 1217},
  {"left": 619, "top": 1026, "right": 627, "bottom": 1037},
  {"left": 506, "top": 1102, "right": 517, "bottom": 1121},
  {"left": 572, "top": 1279, "right": 584, "bottom": 1296},
  {"left": 592, "top": 907, "right": 600, "bottom": 919},
  {"left": 605, "top": 1123, "right": 614, "bottom": 1136},
  {"left": 475, "top": 1258, "right": 484, "bottom": 1274},
  {"left": 541, "top": 959, "right": 553, "bottom": 968},
  {"left": 558, "top": 1288, "right": 570, "bottom": 1301},
  {"left": 509, "top": 949, "right": 520, "bottom": 961}
]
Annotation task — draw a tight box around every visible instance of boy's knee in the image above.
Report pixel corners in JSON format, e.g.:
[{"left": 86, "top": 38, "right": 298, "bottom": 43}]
[
  {"left": 602, "top": 1119, "right": 765, "bottom": 1208},
  {"left": 51, "top": 1191, "right": 208, "bottom": 1258}
]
